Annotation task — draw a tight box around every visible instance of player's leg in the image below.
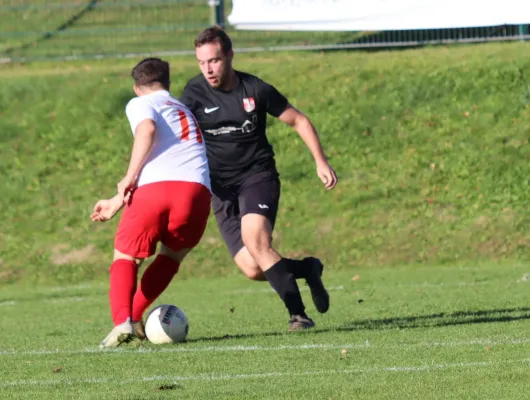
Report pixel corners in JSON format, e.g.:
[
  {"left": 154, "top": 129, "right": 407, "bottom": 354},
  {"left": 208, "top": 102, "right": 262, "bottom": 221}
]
[
  {"left": 240, "top": 212, "right": 314, "bottom": 330},
  {"left": 239, "top": 178, "right": 329, "bottom": 320},
  {"left": 212, "top": 192, "right": 265, "bottom": 281},
  {"left": 131, "top": 181, "right": 211, "bottom": 339},
  {"left": 100, "top": 183, "right": 166, "bottom": 349},
  {"left": 100, "top": 249, "right": 144, "bottom": 349},
  {"left": 235, "top": 243, "right": 325, "bottom": 287},
  {"left": 233, "top": 247, "right": 266, "bottom": 281},
  {"left": 131, "top": 246, "right": 192, "bottom": 340}
]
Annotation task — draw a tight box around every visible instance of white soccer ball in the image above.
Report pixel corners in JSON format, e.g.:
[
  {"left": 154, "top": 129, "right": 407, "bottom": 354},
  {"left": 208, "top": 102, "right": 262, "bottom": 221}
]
[{"left": 145, "top": 304, "right": 189, "bottom": 344}]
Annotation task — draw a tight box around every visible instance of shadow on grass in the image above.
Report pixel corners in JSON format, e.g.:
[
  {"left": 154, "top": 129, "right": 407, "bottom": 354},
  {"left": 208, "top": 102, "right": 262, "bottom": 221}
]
[{"left": 187, "top": 306, "right": 530, "bottom": 343}]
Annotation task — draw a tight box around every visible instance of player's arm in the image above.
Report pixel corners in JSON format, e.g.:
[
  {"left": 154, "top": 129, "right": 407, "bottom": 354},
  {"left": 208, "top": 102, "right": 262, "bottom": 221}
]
[
  {"left": 278, "top": 105, "right": 338, "bottom": 190},
  {"left": 260, "top": 80, "right": 337, "bottom": 189},
  {"left": 117, "top": 119, "right": 156, "bottom": 199},
  {"left": 91, "top": 194, "right": 124, "bottom": 222},
  {"left": 118, "top": 98, "right": 158, "bottom": 201},
  {"left": 278, "top": 105, "right": 328, "bottom": 167}
]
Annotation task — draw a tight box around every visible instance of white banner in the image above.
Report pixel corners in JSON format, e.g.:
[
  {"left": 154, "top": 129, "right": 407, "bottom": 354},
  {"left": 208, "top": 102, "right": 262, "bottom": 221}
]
[{"left": 228, "top": 0, "right": 530, "bottom": 31}]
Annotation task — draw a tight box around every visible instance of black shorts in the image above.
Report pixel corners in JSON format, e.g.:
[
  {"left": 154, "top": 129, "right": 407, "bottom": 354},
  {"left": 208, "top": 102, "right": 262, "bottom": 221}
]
[{"left": 212, "top": 173, "right": 281, "bottom": 258}]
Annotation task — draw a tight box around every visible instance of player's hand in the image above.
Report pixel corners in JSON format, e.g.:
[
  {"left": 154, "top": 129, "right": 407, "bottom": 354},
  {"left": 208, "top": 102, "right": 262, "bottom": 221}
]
[
  {"left": 91, "top": 198, "right": 121, "bottom": 222},
  {"left": 117, "top": 174, "right": 136, "bottom": 203},
  {"left": 316, "top": 161, "right": 338, "bottom": 190}
]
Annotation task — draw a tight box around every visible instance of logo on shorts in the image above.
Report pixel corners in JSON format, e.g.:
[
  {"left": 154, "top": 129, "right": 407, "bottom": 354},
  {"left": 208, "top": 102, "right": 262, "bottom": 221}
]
[
  {"left": 258, "top": 204, "right": 269, "bottom": 209},
  {"left": 243, "top": 97, "right": 256, "bottom": 112}
]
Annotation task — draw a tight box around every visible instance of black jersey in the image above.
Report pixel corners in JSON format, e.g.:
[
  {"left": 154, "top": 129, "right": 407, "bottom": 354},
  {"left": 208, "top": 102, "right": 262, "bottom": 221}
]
[{"left": 179, "top": 71, "right": 289, "bottom": 187}]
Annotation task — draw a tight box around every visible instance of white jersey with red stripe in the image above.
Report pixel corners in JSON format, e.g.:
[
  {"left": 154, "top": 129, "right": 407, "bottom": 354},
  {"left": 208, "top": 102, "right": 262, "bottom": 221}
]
[{"left": 125, "top": 90, "right": 210, "bottom": 190}]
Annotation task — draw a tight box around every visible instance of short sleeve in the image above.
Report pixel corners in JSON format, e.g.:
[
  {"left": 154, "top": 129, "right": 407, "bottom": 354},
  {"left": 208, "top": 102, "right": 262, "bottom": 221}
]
[
  {"left": 259, "top": 81, "right": 289, "bottom": 117},
  {"left": 125, "top": 97, "right": 158, "bottom": 135}
]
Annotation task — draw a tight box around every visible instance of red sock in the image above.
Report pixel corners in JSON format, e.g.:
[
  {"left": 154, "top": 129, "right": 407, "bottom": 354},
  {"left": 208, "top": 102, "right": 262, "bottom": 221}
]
[
  {"left": 132, "top": 255, "right": 180, "bottom": 321},
  {"left": 109, "top": 259, "right": 138, "bottom": 326}
]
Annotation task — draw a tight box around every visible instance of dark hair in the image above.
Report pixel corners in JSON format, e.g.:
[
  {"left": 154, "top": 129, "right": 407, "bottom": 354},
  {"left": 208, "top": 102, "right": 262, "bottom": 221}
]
[
  {"left": 131, "top": 57, "right": 170, "bottom": 89},
  {"left": 194, "top": 26, "right": 232, "bottom": 54}
]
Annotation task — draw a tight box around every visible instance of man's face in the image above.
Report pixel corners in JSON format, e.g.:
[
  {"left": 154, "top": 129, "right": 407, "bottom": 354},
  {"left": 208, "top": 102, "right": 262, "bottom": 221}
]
[{"left": 196, "top": 42, "right": 232, "bottom": 89}]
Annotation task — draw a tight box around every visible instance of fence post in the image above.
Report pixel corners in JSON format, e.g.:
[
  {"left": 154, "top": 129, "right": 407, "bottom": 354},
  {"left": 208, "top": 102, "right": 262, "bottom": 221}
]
[
  {"left": 518, "top": 24, "right": 529, "bottom": 41},
  {"left": 208, "top": 0, "right": 225, "bottom": 28}
]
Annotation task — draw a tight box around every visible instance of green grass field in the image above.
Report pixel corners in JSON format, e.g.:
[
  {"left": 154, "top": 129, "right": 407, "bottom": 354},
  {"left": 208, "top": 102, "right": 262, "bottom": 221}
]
[
  {"left": 1, "top": 263, "right": 530, "bottom": 399},
  {"left": 1, "top": 39, "right": 530, "bottom": 398}
]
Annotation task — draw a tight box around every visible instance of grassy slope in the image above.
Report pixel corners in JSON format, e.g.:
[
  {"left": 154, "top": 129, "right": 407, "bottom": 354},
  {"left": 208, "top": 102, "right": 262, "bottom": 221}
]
[{"left": 1, "top": 42, "right": 530, "bottom": 285}]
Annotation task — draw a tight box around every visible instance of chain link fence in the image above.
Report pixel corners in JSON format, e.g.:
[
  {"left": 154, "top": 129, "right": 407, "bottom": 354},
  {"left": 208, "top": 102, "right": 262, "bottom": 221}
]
[{"left": 1, "top": 0, "right": 528, "bottom": 63}]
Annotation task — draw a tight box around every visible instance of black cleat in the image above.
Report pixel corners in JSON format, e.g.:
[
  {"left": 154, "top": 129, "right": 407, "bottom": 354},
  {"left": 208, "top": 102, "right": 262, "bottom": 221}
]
[
  {"left": 288, "top": 315, "right": 315, "bottom": 332},
  {"left": 304, "top": 257, "right": 330, "bottom": 313}
]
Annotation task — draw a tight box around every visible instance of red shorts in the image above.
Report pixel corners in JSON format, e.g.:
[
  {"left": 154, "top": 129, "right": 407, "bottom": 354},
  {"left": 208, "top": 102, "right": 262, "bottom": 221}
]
[{"left": 114, "top": 181, "right": 211, "bottom": 258}]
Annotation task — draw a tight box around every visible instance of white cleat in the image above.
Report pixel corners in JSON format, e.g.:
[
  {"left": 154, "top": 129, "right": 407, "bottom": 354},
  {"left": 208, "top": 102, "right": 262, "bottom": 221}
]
[{"left": 99, "top": 318, "right": 134, "bottom": 349}]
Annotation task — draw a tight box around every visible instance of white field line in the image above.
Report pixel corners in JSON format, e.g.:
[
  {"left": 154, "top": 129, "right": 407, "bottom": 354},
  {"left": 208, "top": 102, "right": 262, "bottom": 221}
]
[
  {"left": 225, "top": 285, "right": 345, "bottom": 295},
  {"left": 21, "top": 276, "right": 491, "bottom": 294},
  {"left": 224, "top": 280, "right": 516, "bottom": 295},
  {"left": 392, "top": 281, "right": 492, "bottom": 288},
  {"left": 0, "top": 297, "right": 89, "bottom": 307},
  {"left": 2, "top": 337, "right": 530, "bottom": 357},
  {"left": 50, "top": 283, "right": 96, "bottom": 292},
  {"left": 47, "top": 296, "right": 86, "bottom": 304},
  {"left": 0, "top": 279, "right": 524, "bottom": 307},
  {"left": 415, "top": 337, "right": 530, "bottom": 347},
  {"left": 6, "top": 277, "right": 524, "bottom": 299},
  {"left": 1, "top": 358, "right": 529, "bottom": 388},
  {"left": 0, "top": 343, "right": 370, "bottom": 356}
]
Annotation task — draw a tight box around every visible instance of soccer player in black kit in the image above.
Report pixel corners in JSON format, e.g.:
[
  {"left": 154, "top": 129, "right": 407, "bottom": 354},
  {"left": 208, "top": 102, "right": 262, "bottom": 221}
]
[{"left": 179, "top": 27, "right": 338, "bottom": 331}]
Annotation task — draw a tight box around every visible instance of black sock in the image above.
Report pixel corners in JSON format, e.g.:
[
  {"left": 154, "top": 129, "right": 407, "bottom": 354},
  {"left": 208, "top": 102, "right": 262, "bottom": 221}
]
[
  {"left": 284, "top": 258, "right": 310, "bottom": 280},
  {"left": 264, "top": 258, "right": 306, "bottom": 317}
]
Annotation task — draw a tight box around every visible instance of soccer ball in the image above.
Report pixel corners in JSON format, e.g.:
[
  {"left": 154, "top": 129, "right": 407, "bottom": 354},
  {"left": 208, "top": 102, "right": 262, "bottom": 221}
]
[{"left": 145, "top": 304, "right": 189, "bottom": 344}]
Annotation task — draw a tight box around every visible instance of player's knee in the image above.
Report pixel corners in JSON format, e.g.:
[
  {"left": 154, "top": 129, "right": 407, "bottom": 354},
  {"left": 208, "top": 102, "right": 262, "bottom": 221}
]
[
  {"left": 245, "top": 269, "right": 267, "bottom": 281},
  {"left": 160, "top": 244, "right": 191, "bottom": 263},
  {"left": 236, "top": 259, "right": 265, "bottom": 281},
  {"left": 234, "top": 246, "right": 266, "bottom": 281},
  {"left": 113, "top": 249, "right": 143, "bottom": 266}
]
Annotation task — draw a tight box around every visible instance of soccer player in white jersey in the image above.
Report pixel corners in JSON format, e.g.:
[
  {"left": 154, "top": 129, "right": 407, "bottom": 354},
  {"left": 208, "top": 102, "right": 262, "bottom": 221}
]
[{"left": 91, "top": 58, "right": 211, "bottom": 349}]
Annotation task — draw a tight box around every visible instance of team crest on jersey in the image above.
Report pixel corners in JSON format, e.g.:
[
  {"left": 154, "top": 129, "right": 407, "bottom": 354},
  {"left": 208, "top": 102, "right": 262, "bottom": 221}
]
[{"left": 242, "top": 97, "right": 256, "bottom": 112}]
